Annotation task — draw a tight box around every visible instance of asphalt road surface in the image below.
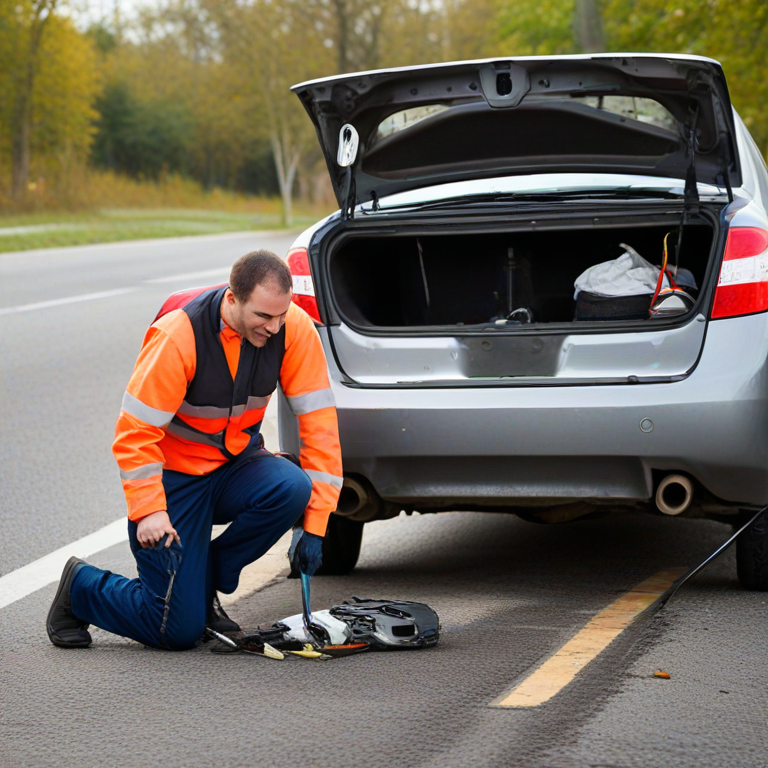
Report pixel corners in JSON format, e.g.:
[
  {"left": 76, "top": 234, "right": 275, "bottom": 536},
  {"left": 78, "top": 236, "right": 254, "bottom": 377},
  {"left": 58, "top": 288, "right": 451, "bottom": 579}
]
[{"left": 1, "top": 233, "right": 767, "bottom": 768}]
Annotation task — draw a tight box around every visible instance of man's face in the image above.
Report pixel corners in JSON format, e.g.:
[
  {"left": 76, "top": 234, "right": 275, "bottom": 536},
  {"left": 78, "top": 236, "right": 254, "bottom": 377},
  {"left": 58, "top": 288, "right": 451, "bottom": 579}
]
[{"left": 225, "top": 282, "right": 293, "bottom": 347}]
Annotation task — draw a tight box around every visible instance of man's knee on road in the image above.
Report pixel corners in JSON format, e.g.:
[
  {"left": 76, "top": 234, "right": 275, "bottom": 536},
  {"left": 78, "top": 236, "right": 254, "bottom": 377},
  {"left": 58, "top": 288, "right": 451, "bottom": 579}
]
[
  {"left": 132, "top": 540, "right": 205, "bottom": 650},
  {"left": 161, "top": 608, "right": 206, "bottom": 650}
]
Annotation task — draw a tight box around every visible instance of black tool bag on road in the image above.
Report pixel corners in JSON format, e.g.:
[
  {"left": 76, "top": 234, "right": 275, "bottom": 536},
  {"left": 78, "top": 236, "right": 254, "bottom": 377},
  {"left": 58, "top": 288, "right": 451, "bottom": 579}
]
[{"left": 329, "top": 597, "right": 440, "bottom": 650}]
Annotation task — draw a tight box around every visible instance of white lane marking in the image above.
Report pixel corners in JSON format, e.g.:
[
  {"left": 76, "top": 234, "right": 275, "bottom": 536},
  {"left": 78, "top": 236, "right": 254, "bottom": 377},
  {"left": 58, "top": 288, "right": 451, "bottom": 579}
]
[
  {"left": 145, "top": 267, "right": 231, "bottom": 284},
  {"left": 0, "top": 519, "right": 128, "bottom": 610},
  {"left": 0, "top": 520, "right": 291, "bottom": 612},
  {"left": 0, "top": 287, "right": 136, "bottom": 316}
]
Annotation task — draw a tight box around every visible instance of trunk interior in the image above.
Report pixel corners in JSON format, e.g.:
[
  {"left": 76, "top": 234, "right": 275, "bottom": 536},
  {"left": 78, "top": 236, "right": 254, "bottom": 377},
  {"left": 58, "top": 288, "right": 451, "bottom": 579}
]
[{"left": 329, "top": 218, "right": 716, "bottom": 331}]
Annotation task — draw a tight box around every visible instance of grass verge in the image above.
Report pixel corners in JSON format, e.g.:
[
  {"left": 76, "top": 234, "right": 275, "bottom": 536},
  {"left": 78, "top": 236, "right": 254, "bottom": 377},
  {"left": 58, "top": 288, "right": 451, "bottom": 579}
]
[{"left": 0, "top": 208, "right": 322, "bottom": 253}]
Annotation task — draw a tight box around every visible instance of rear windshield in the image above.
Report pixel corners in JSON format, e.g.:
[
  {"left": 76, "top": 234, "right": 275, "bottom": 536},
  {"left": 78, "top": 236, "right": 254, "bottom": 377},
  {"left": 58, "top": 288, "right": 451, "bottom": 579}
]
[
  {"left": 377, "top": 105, "right": 450, "bottom": 140},
  {"left": 364, "top": 97, "right": 681, "bottom": 182},
  {"left": 375, "top": 96, "right": 677, "bottom": 145},
  {"left": 570, "top": 96, "right": 677, "bottom": 133}
]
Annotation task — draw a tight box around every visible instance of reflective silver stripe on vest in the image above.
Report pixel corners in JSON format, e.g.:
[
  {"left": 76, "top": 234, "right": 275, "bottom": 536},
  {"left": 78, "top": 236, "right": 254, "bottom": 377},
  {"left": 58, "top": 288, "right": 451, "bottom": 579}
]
[
  {"left": 231, "top": 395, "right": 271, "bottom": 418},
  {"left": 287, "top": 388, "right": 335, "bottom": 416},
  {"left": 305, "top": 469, "right": 344, "bottom": 489},
  {"left": 119, "top": 462, "right": 163, "bottom": 481},
  {"left": 178, "top": 395, "right": 271, "bottom": 420},
  {"left": 166, "top": 420, "right": 225, "bottom": 448},
  {"left": 121, "top": 391, "right": 175, "bottom": 428},
  {"left": 177, "top": 401, "right": 230, "bottom": 420}
]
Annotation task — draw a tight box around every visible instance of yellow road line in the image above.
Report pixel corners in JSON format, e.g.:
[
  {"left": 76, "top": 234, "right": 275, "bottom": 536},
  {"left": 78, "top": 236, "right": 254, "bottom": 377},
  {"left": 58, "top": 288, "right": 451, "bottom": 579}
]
[{"left": 492, "top": 568, "right": 686, "bottom": 708}]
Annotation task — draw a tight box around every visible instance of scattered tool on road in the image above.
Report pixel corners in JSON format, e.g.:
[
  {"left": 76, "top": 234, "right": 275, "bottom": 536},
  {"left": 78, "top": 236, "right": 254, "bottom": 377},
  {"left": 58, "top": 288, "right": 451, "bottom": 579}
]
[
  {"left": 206, "top": 512, "right": 442, "bottom": 661},
  {"left": 206, "top": 596, "right": 440, "bottom": 659},
  {"left": 206, "top": 627, "right": 287, "bottom": 658}
]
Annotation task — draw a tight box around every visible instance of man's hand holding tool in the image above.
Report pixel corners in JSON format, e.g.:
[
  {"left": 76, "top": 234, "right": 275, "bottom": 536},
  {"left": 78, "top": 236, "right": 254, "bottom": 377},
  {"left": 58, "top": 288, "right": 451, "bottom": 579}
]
[
  {"left": 136, "top": 510, "right": 181, "bottom": 549},
  {"left": 291, "top": 530, "right": 323, "bottom": 576}
]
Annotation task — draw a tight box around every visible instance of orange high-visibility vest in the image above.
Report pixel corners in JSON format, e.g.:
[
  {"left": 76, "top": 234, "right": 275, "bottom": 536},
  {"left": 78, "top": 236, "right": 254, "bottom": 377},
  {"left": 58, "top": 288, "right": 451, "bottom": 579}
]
[{"left": 112, "top": 285, "right": 342, "bottom": 536}]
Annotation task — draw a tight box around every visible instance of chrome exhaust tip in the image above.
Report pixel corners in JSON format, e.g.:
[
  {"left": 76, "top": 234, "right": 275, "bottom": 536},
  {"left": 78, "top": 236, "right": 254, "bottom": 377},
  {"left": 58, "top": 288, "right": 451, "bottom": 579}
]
[
  {"left": 656, "top": 474, "right": 694, "bottom": 516},
  {"left": 335, "top": 477, "right": 369, "bottom": 518}
]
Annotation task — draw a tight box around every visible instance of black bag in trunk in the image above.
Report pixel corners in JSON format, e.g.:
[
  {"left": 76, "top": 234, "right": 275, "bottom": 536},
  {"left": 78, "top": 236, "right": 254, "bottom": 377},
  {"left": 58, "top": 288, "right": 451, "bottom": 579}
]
[{"left": 574, "top": 291, "right": 652, "bottom": 321}]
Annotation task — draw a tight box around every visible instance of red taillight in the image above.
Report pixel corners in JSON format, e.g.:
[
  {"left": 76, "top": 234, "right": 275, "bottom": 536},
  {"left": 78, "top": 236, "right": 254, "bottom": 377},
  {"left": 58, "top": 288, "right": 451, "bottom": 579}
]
[
  {"left": 286, "top": 247, "right": 321, "bottom": 323},
  {"left": 711, "top": 227, "right": 768, "bottom": 319}
]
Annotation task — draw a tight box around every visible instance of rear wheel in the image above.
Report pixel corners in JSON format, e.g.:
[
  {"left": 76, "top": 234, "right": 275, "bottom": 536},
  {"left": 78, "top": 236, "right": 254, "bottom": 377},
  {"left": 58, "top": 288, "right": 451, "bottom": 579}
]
[
  {"left": 317, "top": 516, "right": 364, "bottom": 575},
  {"left": 288, "top": 515, "right": 364, "bottom": 578},
  {"left": 736, "top": 509, "right": 768, "bottom": 591}
]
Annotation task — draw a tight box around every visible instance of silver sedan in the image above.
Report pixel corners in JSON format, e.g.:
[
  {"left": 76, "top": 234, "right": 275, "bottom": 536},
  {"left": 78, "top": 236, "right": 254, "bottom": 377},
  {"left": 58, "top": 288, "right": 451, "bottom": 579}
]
[{"left": 280, "top": 54, "right": 768, "bottom": 590}]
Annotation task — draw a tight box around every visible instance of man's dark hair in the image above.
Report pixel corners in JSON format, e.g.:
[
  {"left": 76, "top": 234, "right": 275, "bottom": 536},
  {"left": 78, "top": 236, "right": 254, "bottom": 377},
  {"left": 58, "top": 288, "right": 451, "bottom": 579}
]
[{"left": 230, "top": 249, "right": 292, "bottom": 302}]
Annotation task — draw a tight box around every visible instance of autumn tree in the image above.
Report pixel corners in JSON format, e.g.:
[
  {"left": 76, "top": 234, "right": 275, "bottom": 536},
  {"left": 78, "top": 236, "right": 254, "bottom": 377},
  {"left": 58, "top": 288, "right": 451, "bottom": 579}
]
[
  {"left": 84, "top": 0, "right": 452, "bottom": 218},
  {"left": 292, "top": 0, "right": 389, "bottom": 74},
  {"left": 1, "top": 0, "right": 58, "bottom": 197},
  {"left": 574, "top": 0, "right": 605, "bottom": 51},
  {"left": 441, "top": 0, "right": 500, "bottom": 61},
  {"left": 602, "top": 0, "right": 768, "bottom": 154},
  {"left": 497, "top": 0, "right": 580, "bottom": 56},
  {"left": 0, "top": 0, "right": 100, "bottom": 199},
  {"left": 196, "top": 0, "right": 332, "bottom": 224}
]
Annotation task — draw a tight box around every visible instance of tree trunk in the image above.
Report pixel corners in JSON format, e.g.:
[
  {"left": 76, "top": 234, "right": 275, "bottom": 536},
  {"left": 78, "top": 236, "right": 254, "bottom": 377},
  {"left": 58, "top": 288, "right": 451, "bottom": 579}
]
[
  {"left": 10, "top": 0, "right": 57, "bottom": 199},
  {"left": 332, "top": 0, "right": 349, "bottom": 73},
  {"left": 573, "top": 0, "right": 605, "bottom": 53},
  {"left": 11, "top": 89, "right": 32, "bottom": 198},
  {"left": 365, "top": 5, "right": 385, "bottom": 70},
  {"left": 284, "top": 150, "right": 300, "bottom": 225},
  {"left": 270, "top": 132, "right": 300, "bottom": 227}
]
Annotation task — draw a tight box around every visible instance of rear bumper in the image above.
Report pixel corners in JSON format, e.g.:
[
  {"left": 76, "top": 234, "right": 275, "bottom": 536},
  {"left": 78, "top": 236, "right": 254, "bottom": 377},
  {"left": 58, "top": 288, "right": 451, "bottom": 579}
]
[{"left": 280, "top": 315, "right": 768, "bottom": 508}]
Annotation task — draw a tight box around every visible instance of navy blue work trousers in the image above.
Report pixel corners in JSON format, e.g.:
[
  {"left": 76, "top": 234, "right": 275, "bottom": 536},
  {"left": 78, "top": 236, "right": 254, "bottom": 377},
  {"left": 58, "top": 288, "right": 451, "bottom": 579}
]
[{"left": 70, "top": 450, "right": 312, "bottom": 650}]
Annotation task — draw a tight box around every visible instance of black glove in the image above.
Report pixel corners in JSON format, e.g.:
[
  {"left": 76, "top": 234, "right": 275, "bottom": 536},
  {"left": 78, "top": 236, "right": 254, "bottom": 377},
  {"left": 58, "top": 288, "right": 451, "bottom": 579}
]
[{"left": 288, "top": 529, "right": 323, "bottom": 576}]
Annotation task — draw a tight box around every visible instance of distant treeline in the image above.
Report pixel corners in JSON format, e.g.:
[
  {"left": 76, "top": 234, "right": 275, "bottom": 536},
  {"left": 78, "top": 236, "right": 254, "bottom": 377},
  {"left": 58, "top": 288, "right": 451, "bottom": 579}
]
[{"left": 2, "top": 0, "right": 767, "bottom": 219}]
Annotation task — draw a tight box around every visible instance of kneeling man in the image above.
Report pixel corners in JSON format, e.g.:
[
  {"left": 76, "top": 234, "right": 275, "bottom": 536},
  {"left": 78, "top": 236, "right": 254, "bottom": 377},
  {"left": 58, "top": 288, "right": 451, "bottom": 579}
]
[{"left": 47, "top": 249, "right": 342, "bottom": 649}]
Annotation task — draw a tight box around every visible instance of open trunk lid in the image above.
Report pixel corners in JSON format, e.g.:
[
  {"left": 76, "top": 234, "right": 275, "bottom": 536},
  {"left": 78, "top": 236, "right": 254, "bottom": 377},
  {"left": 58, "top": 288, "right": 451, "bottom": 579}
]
[{"left": 292, "top": 54, "right": 741, "bottom": 211}]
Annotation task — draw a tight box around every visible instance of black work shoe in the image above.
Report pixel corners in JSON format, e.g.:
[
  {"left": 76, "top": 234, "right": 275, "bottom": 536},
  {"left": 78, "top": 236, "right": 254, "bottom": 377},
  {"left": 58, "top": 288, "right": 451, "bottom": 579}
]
[
  {"left": 208, "top": 594, "right": 241, "bottom": 634},
  {"left": 47, "top": 556, "right": 92, "bottom": 648}
]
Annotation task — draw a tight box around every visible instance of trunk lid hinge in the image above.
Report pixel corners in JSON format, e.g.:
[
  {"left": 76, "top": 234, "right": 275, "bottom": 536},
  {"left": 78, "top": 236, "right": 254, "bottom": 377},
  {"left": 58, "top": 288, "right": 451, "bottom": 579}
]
[
  {"left": 693, "top": 77, "right": 736, "bottom": 204},
  {"left": 706, "top": 79, "right": 735, "bottom": 203},
  {"left": 720, "top": 155, "right": 734, "bottom": 204},
  {"left": 715, "top": 121, "right": 735, "bottom": 204}
]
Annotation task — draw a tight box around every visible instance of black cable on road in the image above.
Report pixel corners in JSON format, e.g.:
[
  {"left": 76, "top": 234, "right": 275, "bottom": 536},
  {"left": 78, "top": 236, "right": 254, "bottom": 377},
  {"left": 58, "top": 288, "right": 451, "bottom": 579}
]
[{"left": 659, "top": 505, "right": 767, "bottom": 607}]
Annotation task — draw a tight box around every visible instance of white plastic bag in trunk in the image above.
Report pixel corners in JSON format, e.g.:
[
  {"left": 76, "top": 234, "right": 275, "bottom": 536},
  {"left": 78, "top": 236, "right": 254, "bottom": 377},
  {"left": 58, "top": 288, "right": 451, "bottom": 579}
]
[{"left": 573, "top": 244, "right": 668, "bottom": 299}]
